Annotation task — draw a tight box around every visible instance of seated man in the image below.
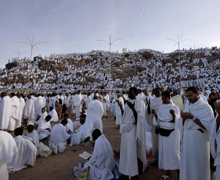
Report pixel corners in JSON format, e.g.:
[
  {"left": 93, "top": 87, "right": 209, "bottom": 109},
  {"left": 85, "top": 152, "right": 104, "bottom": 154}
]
[
  {"left": 63, "top": 113, "right": 74, "bottom": 134},
  {"left": 27, "top": 121, "right": 52, "bottom": 158},
  {"left": 49, "top": 119, "right": 70, "bottom": 154},
  {"left": 70, "top": 114, "right": 90, "bottom": 146},
  {"left": 49, "top": 106, "right": 59, "bottom": 123},
  {"left": 8, "top": 127, "right": 37, "bottom": 172},
  {"left": 84, "top": 129, "right": 115, "bottom": 180},
  {"left": 37, "top": 115, "right": 52, "bottom": 140},
  {"left": 35, "top": 107, "right": 48, "bottom": 125},
  {"left": 0, "top": 131, "right": 17, "bottom": 180}
]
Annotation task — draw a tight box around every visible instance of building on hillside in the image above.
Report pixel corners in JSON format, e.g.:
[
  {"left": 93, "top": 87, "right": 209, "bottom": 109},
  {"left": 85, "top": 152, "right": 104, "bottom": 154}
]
[{"left": 122, "top": 48, "right": 127, "bottom": 53}]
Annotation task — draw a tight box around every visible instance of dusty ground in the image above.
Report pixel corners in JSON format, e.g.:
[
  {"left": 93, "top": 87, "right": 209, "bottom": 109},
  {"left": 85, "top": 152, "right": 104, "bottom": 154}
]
[{"left": 10, "top": 112, "right": 179, "bottom": 180}]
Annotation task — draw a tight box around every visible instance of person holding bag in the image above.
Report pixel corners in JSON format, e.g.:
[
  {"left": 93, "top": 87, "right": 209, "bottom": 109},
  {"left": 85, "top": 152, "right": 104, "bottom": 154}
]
[{"left": 152, "top": 90, "right": 181, "bottom": 180}]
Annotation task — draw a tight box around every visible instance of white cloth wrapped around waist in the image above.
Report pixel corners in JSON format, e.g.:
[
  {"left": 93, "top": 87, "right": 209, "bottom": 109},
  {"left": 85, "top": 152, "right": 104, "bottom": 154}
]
[
  {"left": 184, "top": 119, "right": 201, "bottom": 130},
  {"left": 159, "top": 122, "right": 175, "bottom": 130},
  {"left": 120, "top": 123, "right": 135, "bottom": 133}
]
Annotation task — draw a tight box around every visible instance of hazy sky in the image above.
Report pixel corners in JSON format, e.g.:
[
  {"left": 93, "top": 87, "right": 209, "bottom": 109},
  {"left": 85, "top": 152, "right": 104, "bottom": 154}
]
[{"left": 0, "top": 0, "right": 220, "bottom": 68}]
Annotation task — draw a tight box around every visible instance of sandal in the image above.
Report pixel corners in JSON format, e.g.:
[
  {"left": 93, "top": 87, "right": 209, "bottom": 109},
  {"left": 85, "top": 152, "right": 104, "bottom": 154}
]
[{"left": 160, "top": 174, "right": 169, "bottom": 180}]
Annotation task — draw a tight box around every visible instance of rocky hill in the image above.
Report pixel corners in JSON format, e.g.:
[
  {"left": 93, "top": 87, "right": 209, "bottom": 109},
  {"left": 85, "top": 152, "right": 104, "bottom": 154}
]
[{"left": 1, "top": 47, "right": 220, "bottom": 92}]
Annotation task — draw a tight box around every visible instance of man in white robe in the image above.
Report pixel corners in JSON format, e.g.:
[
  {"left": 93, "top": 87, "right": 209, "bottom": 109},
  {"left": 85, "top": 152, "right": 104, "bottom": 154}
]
[
  {"left": 8, "top": 127, "right": 37, "bottom": 172},
  {"left": 119, "top": 87, "right": 147, "bottom": 179},
  {"left": 149, "top": 88, "right": 162, "bottom": 163},
  {"left": 115, "top": 93, "right": 124, "bottom": 127},
  {"left": 180, "top": 87, "right": 214, "bottom": 180},
  {"left": 36, "top": 107, "right": 48, "bottom": 125},
  {"left": 17, "top": 93, "right": 25, "bottom": 127},
  {"left": 27, "top": 122, "right": 52, "bottom": 158},
  {"left": 143, "top": 88, "right": 153, "bottom": 131},
  {"left": 79, "top": 96, "right": 104, "bottom": 141},
  {"left": 49, "top": 119, "right": 70, "bottom": 154},
  {"left": 0, "top": 92, "right": 13, "bottom": 130},
  {"left": 84, "top": 129, "right": 115, "bottom": 180},
  {"left": 153, "top": 91, "right": 181, "bottom": 179},
  {"left": 49, "top": 106, "right": 59, "bottom": 123},
  {"left": 102, "top": 92, "right": 110, "bottom": 118},
  {"left": 35, "top": 95, "right": 46, "bottom": 117},
  {"left": 9, "top": 93, "right": 21, "bottom": 131},
  {"left": 171, "top": 90, "right": 184, "bottom": 111},
  {"left": 73, "top": 90, "right": 83, "bottom": 119},
  {"left": 37, "top": 115, "right": 52, "bottom": 140},
  {"left": 0, "top": 131, "right": 17, "bottom": 180},
  {"left": 210, "top": 101, "right": 220, "bottom": 180},
  {"left": 63, "top": 113, "right": 74, "bottom": 133},
  {"left": 23, "top": 94, "right": 35, "bottom": 125}
]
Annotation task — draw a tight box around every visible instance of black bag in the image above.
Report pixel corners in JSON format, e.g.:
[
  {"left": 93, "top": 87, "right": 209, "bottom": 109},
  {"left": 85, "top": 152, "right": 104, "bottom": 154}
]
[
  {"left": 155, "top": 125, "right": 160, "bottom": 134},
  {"left": 159, "top": 128, "right": 174, "bottom": 137}
]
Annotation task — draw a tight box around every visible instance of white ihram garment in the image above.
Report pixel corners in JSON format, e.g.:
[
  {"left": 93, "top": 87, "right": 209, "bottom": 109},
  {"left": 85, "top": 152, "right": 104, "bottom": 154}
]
[
  {"left": 36, "top": 111, "right": 48, "bottom": 125},
  {"left": 73, "top": 94, "right": 83, "bottom": 119},
  {"left": 23, "top": 99, "right": 35, "bottom": 120},
  {"left": 150, "top": 96, "right": 162, "bottom": 155},
  {"left": 79, "top": 100, "right": 104, "bottom": 141},
  {"left": 115, "top": 97, "right": 124, "bottom": 125},
  {"left": 157, "top": 103, "right": 181, "bottom": 170},
  {"left": 180, "top": 97, "right": 214, "bottom": 180},
  {"left": 49, "top": 124, "right": 70, "bottom": 153},
  {"left": 119, "top": 99, "right": 143, "bottom": 177},
  {"left": 0, "top": 131, "right": 17, "bottom": 180},
  {"left": 9, "top": 96, "right": 21, "bottom": 131},
  {"left": 35, "top": 96, "right": 46, "bottom": 116},
  {"left": 210, "top": 114, "right": 220, "bottom": 180},
  {"left": 18, "top": 97, "right": 25, "bottom": 126},
  {"left": 8, "top": 135, "right": 37, "bottom": 172},
  {"left": 136, "top": 99, "right": 147, "bottom": 172},
  {"left": 27, "top": 130, "right": 52, "bottom": 157},
  {"left": 49, "top": 109, "right": 59, "bottom": 122},
  {"left": 37, "top": 119, "right": 51, "bottom": 140},
  {"left": 84, "top": 134, "right": 115, "bottom": 180},
  {"left": 0, "top": 96, "right": 13, "bottom": 130}
]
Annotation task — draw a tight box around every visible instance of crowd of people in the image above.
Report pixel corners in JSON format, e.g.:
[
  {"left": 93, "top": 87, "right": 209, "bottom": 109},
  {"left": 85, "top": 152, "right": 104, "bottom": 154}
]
[
  {"left": 2, "top": 48, "right": 220, "bottom": 92},
  {"left": 0, "top": 86, "right": 220, "bottom": 180}
]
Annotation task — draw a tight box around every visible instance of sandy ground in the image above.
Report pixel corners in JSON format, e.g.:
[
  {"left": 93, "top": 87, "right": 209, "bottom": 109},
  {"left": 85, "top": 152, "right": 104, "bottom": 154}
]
[{"left": 9, "top": 111, "right": 180, "bottom": 180}]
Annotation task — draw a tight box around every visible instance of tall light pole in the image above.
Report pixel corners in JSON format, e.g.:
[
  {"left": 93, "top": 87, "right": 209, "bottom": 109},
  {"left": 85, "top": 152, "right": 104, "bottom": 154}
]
[
  {"left": 97, "top": 34, "right": 123, "bottom": 93},
  {"left": 19, "top": 36, "right": 46, "bottom": 60},
  {"left": 19, "top": 36, "right": 46, "bottom": 92},
  {"left": 166, "top": 34, "right": 190, "bottom": 91}
]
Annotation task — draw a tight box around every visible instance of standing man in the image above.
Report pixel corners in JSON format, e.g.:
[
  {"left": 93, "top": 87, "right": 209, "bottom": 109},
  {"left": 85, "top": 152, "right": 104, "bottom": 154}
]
[
  {"left": 9, "top": 93, "right": 21, "bottom": 131},
  {"left": 210, "top": 101, "right": 220, "bottom": 180},
  {"left": 180, "top": 87, "right": 214, "bottom": 180},
  {"left": 150, "top": 88, "right": 162, "bottom": 165},
  {"left": 79, "top": 95, "right": 104, "bottom": 140},
  {"left": 73, "top": 90, "right": 83, "bottom": 120},
  {"left": 23, "top": 94, "right": 35, "bottom": 125},
  {"left": 115, "top": 93, "right": 124, "bottom": 128},
  {"left": 152, "top": 91, "right": 181, "bottom": 179},
  {"left": 0, "top": 92, "right": 13, "bottom": 131},
  {"left": 119, "top": 87, "right": 147, "bottom": 180}
]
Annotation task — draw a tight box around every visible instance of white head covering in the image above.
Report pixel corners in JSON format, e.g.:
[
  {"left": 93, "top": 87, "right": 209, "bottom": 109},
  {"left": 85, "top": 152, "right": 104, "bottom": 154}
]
[{"left": 27, "top": 121, "right": 34, "bottom": 126}]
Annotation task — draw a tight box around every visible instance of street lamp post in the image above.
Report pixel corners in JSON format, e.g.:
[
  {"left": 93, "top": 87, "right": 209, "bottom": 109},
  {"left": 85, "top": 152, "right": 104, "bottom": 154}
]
[
  {"left": 166, "top": 34, "right": 190, "bottom": 91},
  {"left": 19, "top": 36, "right": 46, "bottom": 60},
  {"left": 98, "top": 34, "right": 123, "bottom": 93},
  {"left": 19, "top": 37, "right": 46, "bottom": 92}
]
